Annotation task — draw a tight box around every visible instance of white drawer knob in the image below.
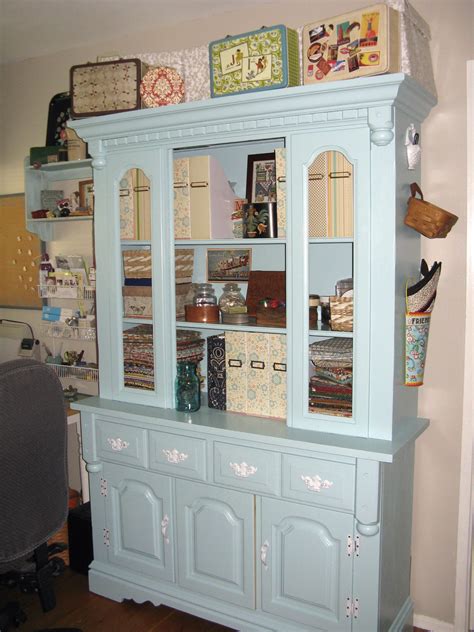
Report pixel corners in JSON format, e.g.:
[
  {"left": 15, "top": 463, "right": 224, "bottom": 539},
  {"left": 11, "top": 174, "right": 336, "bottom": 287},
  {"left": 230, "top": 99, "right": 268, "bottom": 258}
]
[
  {"left": 301, "top": 474, "right": 334, "bottom": 492},
  {"left": 162, "top": 448, "right": 189, "bottom": 464},
  {"left": 107, "top": 437, "right": 130, "bottom": 451},
  {"left": 229, "top": 461, "right": 258, "bottom": 478}
]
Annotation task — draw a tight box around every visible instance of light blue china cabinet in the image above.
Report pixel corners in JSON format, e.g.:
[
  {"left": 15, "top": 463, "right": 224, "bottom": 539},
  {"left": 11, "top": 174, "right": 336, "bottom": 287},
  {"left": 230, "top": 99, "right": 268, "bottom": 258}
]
[{"left": 71, "top": 73, "right": 435, "bottom": 631}]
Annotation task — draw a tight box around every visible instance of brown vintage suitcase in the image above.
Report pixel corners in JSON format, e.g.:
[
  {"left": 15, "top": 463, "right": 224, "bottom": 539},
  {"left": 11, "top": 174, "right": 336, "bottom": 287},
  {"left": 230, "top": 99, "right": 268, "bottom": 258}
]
[{"left": 70, "top": 58, "right": 147, "bottom": 118}]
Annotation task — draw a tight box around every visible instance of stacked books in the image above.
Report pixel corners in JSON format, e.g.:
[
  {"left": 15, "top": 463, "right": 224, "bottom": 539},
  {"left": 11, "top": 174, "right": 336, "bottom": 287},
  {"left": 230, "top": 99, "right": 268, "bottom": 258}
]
[
  {"left": 308, "top": 337, "right": 352, "bottom": 417},
  {"left": 176, "top": 329, "right": 205, "bottom": 364},
  {"left": 123, "top": 325, "right": 154, "bottom": 390}
]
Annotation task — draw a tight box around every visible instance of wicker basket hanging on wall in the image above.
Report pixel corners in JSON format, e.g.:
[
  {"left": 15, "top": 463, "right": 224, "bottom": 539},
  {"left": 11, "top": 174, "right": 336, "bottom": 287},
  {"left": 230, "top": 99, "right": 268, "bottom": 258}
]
[{"left": 404, "top": 182, "right": 458, "bottom": 239}]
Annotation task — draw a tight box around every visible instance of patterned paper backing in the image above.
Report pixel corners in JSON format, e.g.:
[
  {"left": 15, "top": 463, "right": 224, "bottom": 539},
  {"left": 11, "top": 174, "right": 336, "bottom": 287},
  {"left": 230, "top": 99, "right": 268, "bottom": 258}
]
[
  {"left": 246, "top": 333, "right": 271, "bottom": 417},
  {"left": 140, "top": 66, "right": 185, "bottom": 108},
  {"left": 120, "top": 169, "right": 151, "bottom": 240},
  {"left": 120, "top": 171, "right": 135, "bottom": 239},
  {"left": 224, "top": 332, "right": 287, "bottom": 418},
  {"left": 308, "top": 153, "right": 328, "bottom": 237},
  {"left": 269, "top": 334, "right": 287, "bottom": 418},
  {"left": 207, "top": 335, "right": 226, "bottom": 410},
  {"left": 275, "top": 148, "right": 286, "bottom": 238},
  {"left": 173, "top": 158, "right": 191, "bottom": 239},
  {"left": 308, "top": 151, "right": 353, "bottom": 238},
  {"left": 225, "top": 331, "right": 247, "bottom": 414}
]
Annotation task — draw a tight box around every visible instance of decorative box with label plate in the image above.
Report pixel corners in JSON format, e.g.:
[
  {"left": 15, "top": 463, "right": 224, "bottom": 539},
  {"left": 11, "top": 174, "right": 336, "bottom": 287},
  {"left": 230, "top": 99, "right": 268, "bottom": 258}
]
[
  {"left": 302, "top": 3, "right": 399, "bottom": 85},
  {"left": 209, "top": 25, "right": 300, "bottom": 97}
]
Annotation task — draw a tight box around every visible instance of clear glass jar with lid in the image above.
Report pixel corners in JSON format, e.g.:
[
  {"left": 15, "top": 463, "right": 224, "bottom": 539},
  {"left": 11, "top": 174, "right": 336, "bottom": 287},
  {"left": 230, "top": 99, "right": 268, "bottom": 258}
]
[
  {"left": 218, "top": 283, "right": 246, "bottom": 312},
  {"left": 193, "top": 283, "right": 217, "bottom": 307}
]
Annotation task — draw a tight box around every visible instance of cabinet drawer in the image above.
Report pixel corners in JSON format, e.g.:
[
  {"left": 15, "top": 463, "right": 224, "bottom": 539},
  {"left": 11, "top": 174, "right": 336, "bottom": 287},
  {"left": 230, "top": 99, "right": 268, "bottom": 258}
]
[
  {"left": 282, "top": 454, "right": 355, "bottom": 511},
  {"left": 149, "top": 430, "right": 207, "bottom": 481},
  {"left": 213, "top": 442, "right": 280, "bottom": 495},
  {"left": 97, "top": 419, "right": 147, "bottom": 468}
]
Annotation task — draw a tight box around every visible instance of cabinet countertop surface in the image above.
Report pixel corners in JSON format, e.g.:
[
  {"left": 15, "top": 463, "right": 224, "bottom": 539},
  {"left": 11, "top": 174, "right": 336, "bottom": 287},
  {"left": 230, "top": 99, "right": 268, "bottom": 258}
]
[{"left": 72, "top": 396, "right": 428, "bottom": 463}]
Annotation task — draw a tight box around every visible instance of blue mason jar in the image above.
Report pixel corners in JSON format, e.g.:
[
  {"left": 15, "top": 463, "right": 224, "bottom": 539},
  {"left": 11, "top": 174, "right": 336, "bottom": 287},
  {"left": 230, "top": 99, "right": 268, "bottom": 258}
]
[{"left": 175, "top": 361, "right": 200, "bottom": 412}]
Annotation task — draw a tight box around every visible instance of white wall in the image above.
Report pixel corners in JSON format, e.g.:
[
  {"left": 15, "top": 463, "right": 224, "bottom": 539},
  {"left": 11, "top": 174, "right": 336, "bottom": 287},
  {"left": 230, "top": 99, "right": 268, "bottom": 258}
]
[{"left": 1, "top": 0, "right": 473, "bottom": 625}]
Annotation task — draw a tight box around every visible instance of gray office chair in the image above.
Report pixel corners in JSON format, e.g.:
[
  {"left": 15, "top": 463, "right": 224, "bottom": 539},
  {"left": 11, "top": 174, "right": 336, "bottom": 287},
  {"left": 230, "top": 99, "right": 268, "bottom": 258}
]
[{"left": 0, "top": 359, "right": 81, "bottom": 632}]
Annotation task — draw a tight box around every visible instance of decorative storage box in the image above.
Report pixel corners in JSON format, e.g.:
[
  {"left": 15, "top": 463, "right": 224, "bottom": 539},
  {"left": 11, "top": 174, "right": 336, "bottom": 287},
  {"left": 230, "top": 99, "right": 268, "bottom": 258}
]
[
  {"left": 140, "top": 66, "right": 185, "bottom": 108},
  {"left": 246, "top": 271, "right": 286, "bottom": 317},
  {"left": 122, "top": 249, "right": 151, "bottom": 278},
  {"left": 207, "top": 334, "right": 226, "bottom": 410},
  {"left": 174, "top": 249, "right": 194, "bottom": 284},
  {"left": 123, "top": 286, "right": 152, "bottom": 318},
  {"left": 225, "top": 331, "right": 286, "bottom": 419},
  {"left": 70, "top": 59, "right": 148, "bottom": 118},
  {"left": 174, "top": 156, "right": 236, "bottom": 239},
  {"left": 329, "top": 296, "right": 353, "bottom": 331},
  {"left": 302, "top": 4, "right": 399, "bottom": 85},
  {"left": 175, "top": 283, "right": 193, "bottom": 319},
  {"left": 209, "top": 25, "right": 300, "bottom": 97}
]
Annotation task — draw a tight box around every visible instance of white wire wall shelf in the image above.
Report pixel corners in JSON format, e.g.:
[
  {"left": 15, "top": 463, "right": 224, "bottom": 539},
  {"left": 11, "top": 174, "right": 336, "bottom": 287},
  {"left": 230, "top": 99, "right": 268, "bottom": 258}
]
[
  {"left": 41, "top": 322, "right": 96, "bottom": 341},
  {"left": 38, "top": 285, "right": 96, "bottom": 300},
  {"left": 47, "top": 363, "right": 98, "bottom": 382}
]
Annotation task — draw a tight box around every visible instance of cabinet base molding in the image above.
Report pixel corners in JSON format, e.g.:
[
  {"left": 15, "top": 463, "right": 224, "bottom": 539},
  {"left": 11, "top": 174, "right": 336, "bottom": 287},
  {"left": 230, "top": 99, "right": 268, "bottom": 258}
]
[
  {"left": 89, "top": 562, "right": 316, "bottom": 632},
  {"left": 413, "top": 614, "right": 454, "bottom": 632},
  {"left": 387, "top": 596, "right": 414, "bottom": 632}
]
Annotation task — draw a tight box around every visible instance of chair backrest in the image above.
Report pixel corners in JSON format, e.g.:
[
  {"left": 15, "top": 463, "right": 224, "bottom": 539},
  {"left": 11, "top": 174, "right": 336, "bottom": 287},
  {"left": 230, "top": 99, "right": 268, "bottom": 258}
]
[{"left": 0, "top": 359, "right": 68, "bottom": 565}]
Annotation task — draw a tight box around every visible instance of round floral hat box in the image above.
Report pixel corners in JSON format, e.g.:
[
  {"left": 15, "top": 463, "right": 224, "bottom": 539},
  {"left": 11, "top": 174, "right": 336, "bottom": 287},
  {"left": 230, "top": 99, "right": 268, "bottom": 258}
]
[{"left": 140, "top": 66, "right": 185, "bottom": 108}]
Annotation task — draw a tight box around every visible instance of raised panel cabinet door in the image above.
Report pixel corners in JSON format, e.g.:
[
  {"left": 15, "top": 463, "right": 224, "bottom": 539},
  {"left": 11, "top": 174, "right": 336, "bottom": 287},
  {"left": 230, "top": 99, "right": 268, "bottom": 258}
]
[
  {"left": 176, "top": 479, "right": 255, "bottom": 609},
  {"left": 260, "top": 497, "right": 353, "bottom": 631},
  {"left": 102, "top": 463, "right": 174, "bottom": 582}
]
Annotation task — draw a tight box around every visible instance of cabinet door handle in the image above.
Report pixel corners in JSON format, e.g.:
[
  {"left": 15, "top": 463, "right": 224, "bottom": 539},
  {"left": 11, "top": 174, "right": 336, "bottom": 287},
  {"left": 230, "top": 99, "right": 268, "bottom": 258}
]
[
  {"left": 260, "top": 540, "right": 270, "bottom": 569},
  {"left": 301, "top": 474, "right": 334, "bottom": 492},
  {"left": 107, "top": 437, "right": 130, "bottom": 451},
  {"left": 161, "top": 514, "right": 170, "bottom": 544},
  {"left": 229, "top": 461, "right": 258, "bottom": 478},
  {"left": 162, "top": 448, "right": 189, "bottom": 464}
]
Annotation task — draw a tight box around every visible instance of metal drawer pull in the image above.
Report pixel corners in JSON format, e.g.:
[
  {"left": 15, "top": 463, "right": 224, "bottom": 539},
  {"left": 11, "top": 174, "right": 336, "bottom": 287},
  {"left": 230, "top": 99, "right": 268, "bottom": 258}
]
[
  {"left": 161, "top": 514, "right": 170, "bottom": 544},
  {"left": 301, "top": 474, "right": 334, "bottom": 492},
  {"left": 260, "top": 540, "right": 269, "bottom": 569},
  {"left": 309, "top": 173, "right": 324, "bottom": 181},
  {"left": 190, "top": 180, "right": 209, "bottom": 188},
  {"left": 174, "top": 181, "right": 188, "bottom": 189},
  {"left": 229, "top": 461, "right": 258, "bottom": 478},
  {"left": 162, "top": 448, "right": 189, "bottom": 464},
  {"left": 107, "top": 437, "right": 130, "bottom": 451},
  {"left": 329, "top": 170, "right": 351, "bottom": 179}
]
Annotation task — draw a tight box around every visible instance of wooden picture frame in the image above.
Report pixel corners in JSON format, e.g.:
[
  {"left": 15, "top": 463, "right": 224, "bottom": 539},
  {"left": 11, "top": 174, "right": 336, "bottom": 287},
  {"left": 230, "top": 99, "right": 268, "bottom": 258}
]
[
  {"left": 79, "top": 179, "right": 94, "bottom": 213},
  {"left": 246, "top": 152, "right": 276, "bottom": 203},
  {"left": 207, "top": 248, "right": 252, "bottom": 282}
]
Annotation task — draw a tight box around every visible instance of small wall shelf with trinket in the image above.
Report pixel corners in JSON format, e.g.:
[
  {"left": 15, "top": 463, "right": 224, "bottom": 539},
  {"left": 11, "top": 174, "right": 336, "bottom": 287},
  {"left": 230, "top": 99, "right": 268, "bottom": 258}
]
[{"left": 24, "top": 158, "right": 93, "bottom": 241}]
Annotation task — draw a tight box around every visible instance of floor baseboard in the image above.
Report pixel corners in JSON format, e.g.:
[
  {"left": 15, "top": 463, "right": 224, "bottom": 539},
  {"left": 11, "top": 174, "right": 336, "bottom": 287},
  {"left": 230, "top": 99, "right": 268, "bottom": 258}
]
[{"left": 414, "top": 614, "right": 454, "bottom": 632}]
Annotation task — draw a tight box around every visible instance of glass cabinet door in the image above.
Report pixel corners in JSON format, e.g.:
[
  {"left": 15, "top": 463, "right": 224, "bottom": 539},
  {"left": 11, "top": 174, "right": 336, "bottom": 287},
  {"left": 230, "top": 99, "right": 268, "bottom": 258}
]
[
  {"left": 289, "top": 128, "right": 370, "bottom": 437},
  {"left": 120, "top": 168, "right": 155, "bottom": 392}
]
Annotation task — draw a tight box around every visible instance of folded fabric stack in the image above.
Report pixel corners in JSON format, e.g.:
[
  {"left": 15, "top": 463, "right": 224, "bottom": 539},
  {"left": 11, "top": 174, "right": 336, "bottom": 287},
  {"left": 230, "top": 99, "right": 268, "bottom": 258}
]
[
  {"left": 176, "top": 329, "right": 205, "bottom": 364},
  {"left": 308, "top": 337, "right": 352, "bottom": 417},
  {"left": 123, "top": 324, "right": 154, "bottom": 390}
]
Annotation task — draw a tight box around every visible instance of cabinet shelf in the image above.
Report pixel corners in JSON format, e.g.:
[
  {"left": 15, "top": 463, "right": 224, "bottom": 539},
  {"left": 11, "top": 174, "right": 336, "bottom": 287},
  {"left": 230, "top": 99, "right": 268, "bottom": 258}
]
[
  {"left": 309, "top": 326, "right": 353, "bottom": 338},
  {"left": 29, "top": 215, "right": 93, "bottom": 224},
  {"left": 176, "top": 320, "right": 286, "bottom": 335},
  {"left": 26, "top": 159, "right": 92, "bottom": 173},
  {"left": 175, "top": 238, "right": 286, "bottom": 246},
  {"left": 123, "top": 317, "right": 154, "bottom": 326},
  {"left": 47, "top": 363, "right": 98, "bottom": 382},
  {"left": 309, "top": 237, "right": 354, "bottom": 244}
]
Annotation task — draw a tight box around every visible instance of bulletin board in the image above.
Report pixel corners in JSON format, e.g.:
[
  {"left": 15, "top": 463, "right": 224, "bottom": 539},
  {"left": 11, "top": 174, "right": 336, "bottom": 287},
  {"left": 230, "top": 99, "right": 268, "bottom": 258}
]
[{"left": 0, "top": 194, "right": 43, "bottom": 308}]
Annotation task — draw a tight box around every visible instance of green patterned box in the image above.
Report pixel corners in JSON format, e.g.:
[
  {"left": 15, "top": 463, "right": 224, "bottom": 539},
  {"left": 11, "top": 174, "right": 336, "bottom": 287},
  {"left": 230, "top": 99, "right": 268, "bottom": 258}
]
[{"left": 209, "top": 25, "right": 300, "bottom": 98}]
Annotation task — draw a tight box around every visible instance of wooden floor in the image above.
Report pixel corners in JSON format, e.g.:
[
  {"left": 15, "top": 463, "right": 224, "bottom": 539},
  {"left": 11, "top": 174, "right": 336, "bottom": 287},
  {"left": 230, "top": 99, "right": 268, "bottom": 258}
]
[
  {"left": 0, "top": 569, "right": 234, "bottom": 632},
  {"left": 0, "top": 568, "right": 429, "bottom": 631}
]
